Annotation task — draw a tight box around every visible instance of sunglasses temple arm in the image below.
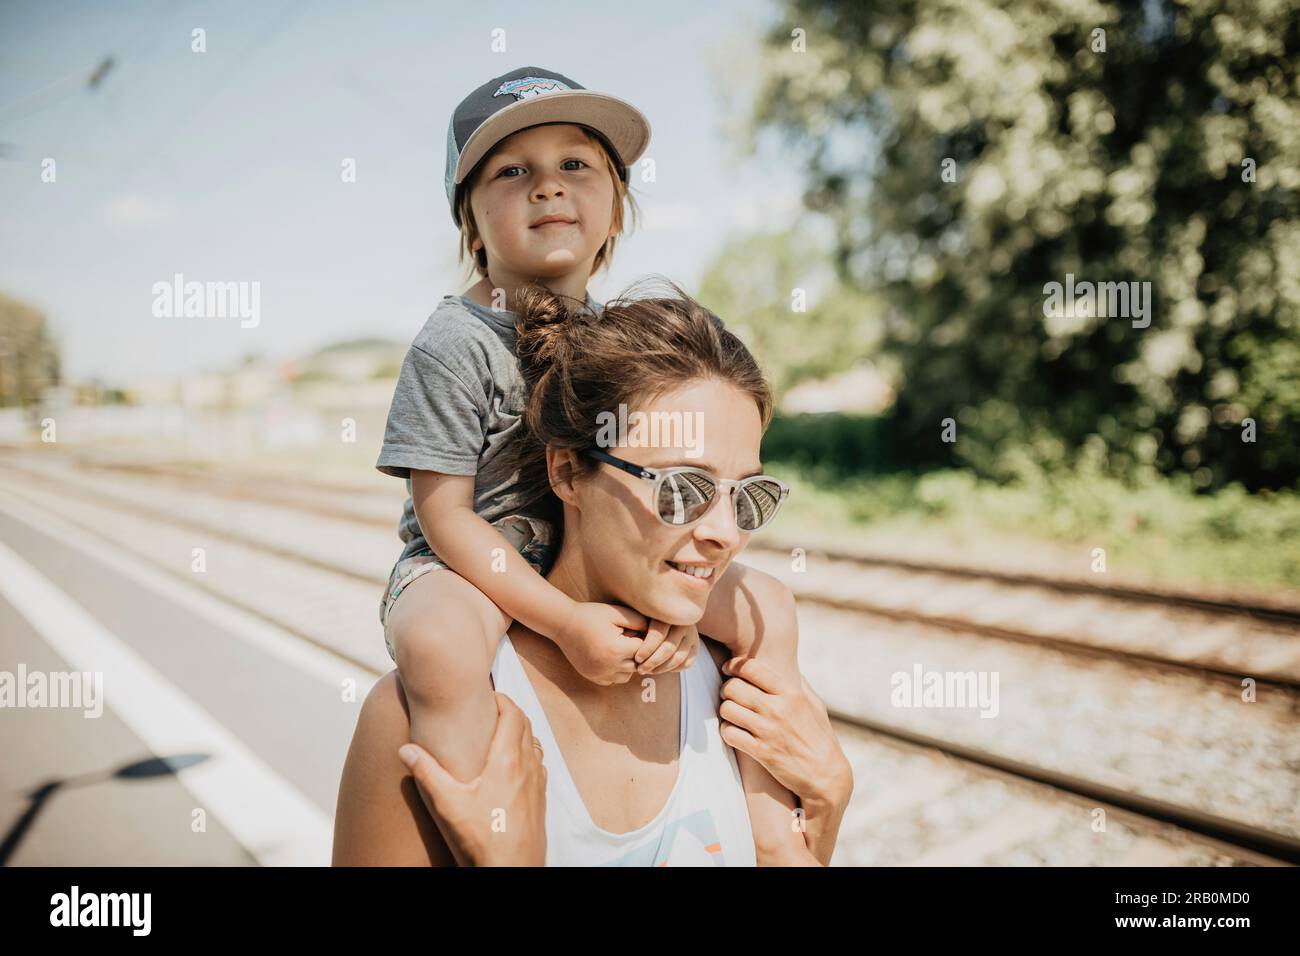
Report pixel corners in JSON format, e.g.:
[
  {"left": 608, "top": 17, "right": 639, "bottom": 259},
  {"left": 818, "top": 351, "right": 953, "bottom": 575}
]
[{"left": 587, "top": 447, "right": 656, "bottom": 480}]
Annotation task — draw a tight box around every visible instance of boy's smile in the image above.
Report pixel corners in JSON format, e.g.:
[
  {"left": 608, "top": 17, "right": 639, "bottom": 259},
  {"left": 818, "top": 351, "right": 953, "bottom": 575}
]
[{"left": 468, "top": 122, "right": 617, "bottom": 289}]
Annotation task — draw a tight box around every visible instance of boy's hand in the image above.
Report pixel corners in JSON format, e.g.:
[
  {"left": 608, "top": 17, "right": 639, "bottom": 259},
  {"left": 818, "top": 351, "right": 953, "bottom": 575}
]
[
  {"left": 552, "top": 602, "right": 649, "bottom": 686},
  {"left": 635, "top": 621, "right": 700, "bottom": 675}
]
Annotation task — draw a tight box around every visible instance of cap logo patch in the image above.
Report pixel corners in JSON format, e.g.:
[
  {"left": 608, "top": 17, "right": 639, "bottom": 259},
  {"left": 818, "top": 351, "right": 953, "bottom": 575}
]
[{"left": 494, "top": 76, "right": 571, "bottom": 101}]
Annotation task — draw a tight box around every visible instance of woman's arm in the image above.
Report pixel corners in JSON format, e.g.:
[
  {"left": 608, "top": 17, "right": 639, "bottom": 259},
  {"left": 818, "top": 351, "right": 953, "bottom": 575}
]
[{"left": 333, "top": 671, "right": 457, "bottom": 866}]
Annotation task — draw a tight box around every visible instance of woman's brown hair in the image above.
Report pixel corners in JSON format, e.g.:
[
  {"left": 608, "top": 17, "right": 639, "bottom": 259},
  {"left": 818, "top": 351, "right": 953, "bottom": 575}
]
[
  {"left": 502, "top": 276, "right": 775, "bottom": 528},
  {"left": 455, "top": 124, "right": 641, "bottom": 281}
]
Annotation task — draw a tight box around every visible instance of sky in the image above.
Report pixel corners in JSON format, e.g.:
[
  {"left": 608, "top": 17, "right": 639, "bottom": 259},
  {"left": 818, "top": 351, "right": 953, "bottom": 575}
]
[{"left": 0, "top": 0, "right": 808, "bottom": 385}]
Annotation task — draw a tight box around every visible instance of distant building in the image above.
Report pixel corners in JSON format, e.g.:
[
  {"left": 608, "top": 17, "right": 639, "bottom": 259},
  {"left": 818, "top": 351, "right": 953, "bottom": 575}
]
[{"left": 780, "top": 362, "right": 894, "bottom": 415}]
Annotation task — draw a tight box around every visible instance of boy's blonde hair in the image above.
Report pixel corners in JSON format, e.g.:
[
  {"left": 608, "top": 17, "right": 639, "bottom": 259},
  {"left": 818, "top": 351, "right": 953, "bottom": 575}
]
[{"left": 455, "top": 124, "right": 641, "bottom": 280}]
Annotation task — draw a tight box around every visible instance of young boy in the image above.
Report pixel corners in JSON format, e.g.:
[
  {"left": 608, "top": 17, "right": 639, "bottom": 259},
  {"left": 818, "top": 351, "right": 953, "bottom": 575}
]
[{"left": 377, "top": 66, "right": 809, "bottom": 862}]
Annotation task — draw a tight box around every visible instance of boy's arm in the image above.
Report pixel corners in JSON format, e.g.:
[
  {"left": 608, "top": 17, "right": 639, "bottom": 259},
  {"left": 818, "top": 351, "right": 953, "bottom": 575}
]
[
  {"left": 737, "top": 755, "right": 822, "bottom": 865},
  {"left": 411, "top": 470, "right": 577, "bottom": 640},
  {"left": 696, "top": 559, "right": 792, "bottom": 662},
  {"left": 800, "top": 780, "right": 851, "bottom": 866},
  {"left": 702, "top": 639, "right": 821, "bottom": 865},
  {"left": 700, "top": 562, "right": 842, "bottom": 864}
]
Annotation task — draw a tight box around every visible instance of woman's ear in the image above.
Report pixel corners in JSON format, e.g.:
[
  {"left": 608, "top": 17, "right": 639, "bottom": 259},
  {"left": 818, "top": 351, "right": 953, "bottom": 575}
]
[{"left": 547, "top": 445, "right": 582, "bottom": 508}]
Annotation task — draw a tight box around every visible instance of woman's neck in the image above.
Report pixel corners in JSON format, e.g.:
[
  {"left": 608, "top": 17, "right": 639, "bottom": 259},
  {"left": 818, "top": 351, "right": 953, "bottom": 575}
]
[
  {"left": 544, "top": 545, "right": 608, "bottom": 608},
  {"left": 510, "top": 547, "right": 648, "bottom": 704}
]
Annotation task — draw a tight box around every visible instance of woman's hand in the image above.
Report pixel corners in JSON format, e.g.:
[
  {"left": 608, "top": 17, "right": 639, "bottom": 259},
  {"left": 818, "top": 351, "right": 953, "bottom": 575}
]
[
  {"left": 718, "top": 657, "right": 853, "bottom": 861},
  {"left": 398, "top": 692, "right": 548, "bottom": 866}
]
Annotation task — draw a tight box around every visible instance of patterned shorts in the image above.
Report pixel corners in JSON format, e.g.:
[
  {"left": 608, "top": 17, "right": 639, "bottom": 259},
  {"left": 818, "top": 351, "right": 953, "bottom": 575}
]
[{"left": 378, "top": 513, "right": 557, "bottom": 663}]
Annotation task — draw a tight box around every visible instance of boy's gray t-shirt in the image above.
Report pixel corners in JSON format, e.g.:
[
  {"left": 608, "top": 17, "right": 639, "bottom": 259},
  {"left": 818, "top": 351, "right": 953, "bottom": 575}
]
[{"left": 377, "top": 292, "right": 601, "bottom": 566}]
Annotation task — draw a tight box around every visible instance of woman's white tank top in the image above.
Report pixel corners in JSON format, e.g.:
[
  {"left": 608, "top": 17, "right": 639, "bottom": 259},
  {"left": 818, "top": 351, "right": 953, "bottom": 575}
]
[{"left": 489, "top": 632, "right": 757, "bottom": 866}]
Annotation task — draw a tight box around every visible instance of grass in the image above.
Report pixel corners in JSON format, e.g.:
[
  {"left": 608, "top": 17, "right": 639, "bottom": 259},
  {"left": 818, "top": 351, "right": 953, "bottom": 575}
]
[{"left": 767, "top": 460, "right": 1300, "bottom": 594}]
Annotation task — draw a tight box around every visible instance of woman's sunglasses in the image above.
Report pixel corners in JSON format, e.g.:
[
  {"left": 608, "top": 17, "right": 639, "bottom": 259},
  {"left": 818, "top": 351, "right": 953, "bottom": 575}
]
[{"left": 583, "top": 447, "right": 790, "bottom": 533}]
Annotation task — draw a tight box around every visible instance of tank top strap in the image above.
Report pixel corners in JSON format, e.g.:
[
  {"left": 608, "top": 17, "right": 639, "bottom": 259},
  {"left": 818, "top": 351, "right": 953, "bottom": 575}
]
[{"left": 489, "top": 633, "right": 590, "bottom": 816}]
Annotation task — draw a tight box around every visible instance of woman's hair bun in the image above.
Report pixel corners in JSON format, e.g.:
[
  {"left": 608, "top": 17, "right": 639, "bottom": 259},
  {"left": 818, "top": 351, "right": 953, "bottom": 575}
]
[
  {"left": 513, "top": 283, "right": 593, "bottom": 381},
  {"left": 500, "top": 275, "right": 774, "bottom": 522}
]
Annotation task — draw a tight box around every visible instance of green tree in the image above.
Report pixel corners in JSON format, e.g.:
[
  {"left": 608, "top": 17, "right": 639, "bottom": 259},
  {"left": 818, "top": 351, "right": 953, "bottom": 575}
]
[
  {"left": 697, "top": 223, "right": 883, "bottom": 400},
  {"left": 0, "top": 293, "right": 61, "bottom": 408},
  {"left": 749, "top": 0, "right": 1300, "bottom": 489}
]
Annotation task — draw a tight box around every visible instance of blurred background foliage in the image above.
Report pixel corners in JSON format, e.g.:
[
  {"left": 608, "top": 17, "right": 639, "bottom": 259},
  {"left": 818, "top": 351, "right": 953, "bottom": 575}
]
[
  {"left": 721, "top": 0, "right": 1298, "bottom": 494},
  {"left": 697, "top": 223, "right": 883, "bottom": 396},
  {"left": 0, "top": 293, "right": 61, "bottom": 409}
]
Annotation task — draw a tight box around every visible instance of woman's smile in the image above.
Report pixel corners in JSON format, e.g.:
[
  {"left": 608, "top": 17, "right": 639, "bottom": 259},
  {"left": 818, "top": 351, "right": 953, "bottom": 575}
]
[{"left": 664, "top": 559, "right": 719, "bottom": 589}]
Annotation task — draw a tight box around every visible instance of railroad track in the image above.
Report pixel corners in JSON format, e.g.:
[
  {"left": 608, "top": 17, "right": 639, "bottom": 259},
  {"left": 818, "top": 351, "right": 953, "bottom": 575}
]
[
  {"left": 826, "top": 711, "right": 1299, "bottom": 865},
  {"left": 11, "top": 451, "right": 1300, "bottom": 690},
  {"left": 54, "top": 455, "right": 1297, "bottom": 600},
  {"left": 81, "top": 454, "right": 1300, "bottom": 618},
  {"left": 0, "top": 450, "right": 1295, "bottom": 866}
]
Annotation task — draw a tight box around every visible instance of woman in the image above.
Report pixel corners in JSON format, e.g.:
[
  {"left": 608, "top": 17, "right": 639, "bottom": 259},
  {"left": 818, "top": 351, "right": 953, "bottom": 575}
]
[{"left": 333, "top": 281, "right": 853, "bottom": 865}]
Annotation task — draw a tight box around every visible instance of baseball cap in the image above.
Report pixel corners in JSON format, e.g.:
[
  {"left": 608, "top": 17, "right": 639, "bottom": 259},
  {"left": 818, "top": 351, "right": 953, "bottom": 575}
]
[{"left": 444, "top": 66, "right": 652, "bottom": 228}]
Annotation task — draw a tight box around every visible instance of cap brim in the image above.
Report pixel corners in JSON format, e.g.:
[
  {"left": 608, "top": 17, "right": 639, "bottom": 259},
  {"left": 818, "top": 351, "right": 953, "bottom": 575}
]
[{"left": 454, "top": 90, "right": 651, "bottom": 186}]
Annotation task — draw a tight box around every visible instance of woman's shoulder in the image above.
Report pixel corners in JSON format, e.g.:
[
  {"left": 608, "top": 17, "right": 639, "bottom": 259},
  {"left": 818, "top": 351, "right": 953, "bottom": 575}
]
[{"left": 334, "top": 671, "right": 455, "bottom": 866}]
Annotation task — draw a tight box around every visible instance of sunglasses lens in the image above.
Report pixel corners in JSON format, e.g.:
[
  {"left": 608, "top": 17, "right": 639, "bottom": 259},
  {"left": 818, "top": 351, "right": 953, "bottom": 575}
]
[
  {"left": 656, "top": 471, "right": 785, "bottom": 531},
  {"left": 657, "top": 471, "right": 716, "bottom": 525},
  {"left": 736, "top": 479, "right": 784, "bottom": 531}
]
